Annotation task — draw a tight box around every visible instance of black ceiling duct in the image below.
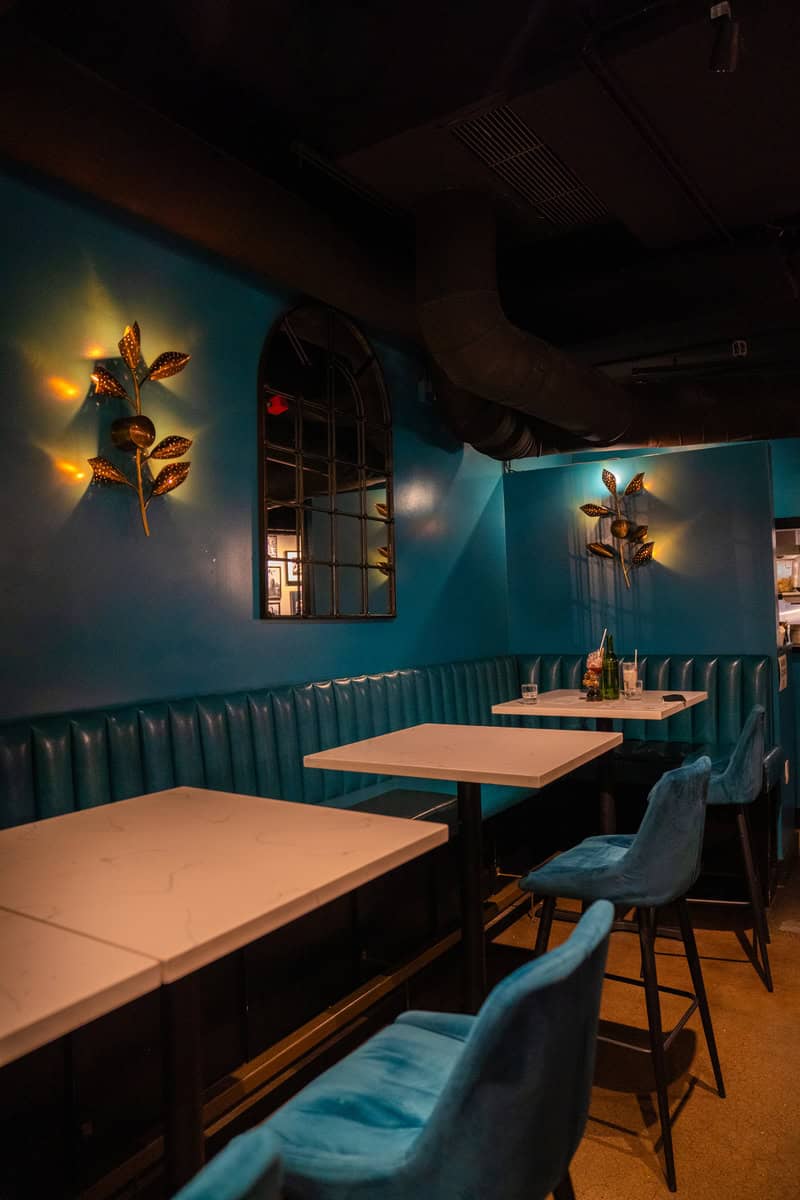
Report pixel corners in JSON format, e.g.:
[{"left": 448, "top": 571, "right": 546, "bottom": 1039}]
[
  {"left": 432, "top": 369, "right": 597, "bottom": 460},
  {"left": 416, "top": 190, "right": 634, "bottom": 447}
]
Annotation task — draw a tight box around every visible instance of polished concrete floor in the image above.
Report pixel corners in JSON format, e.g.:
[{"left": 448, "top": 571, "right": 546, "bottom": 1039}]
[{"left": 498, "top": 853, "right": 800, "bottom": 1200}]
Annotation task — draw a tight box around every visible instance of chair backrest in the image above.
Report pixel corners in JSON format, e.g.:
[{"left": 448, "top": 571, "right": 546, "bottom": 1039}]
[
  {"left": 620, "top": 756, "right": 712, "bottom": 906},
  {"left": 412, "top": 900, "right": 614, "bottom": 1200},
  {"left": 171, "top": 1125, "right": 282, "bottom": 1200},
  {"left": 713, "top": 705, "right": 765, "bottom": 806}
]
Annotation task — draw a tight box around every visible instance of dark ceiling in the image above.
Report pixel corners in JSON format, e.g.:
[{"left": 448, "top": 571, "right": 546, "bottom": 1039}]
[{"left": 10, "top": 0, "right": 800, "bottom": 360}]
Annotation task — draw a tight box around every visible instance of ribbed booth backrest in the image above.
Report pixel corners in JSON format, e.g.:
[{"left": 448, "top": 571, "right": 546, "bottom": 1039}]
[
  {"left": 0, "top": 656, "right": 521, "bottom": 828},
  {"left": 0, "top": 652, "right": 772, "bottom": 830}
]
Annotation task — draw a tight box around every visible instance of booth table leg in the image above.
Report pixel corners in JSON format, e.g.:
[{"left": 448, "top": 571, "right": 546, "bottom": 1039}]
[
  {"left": 596, "top": 717, "right": 617, "bottom": 834},
  {"left": 457, "top": 780, "right": 486, "bottom": 1013}
]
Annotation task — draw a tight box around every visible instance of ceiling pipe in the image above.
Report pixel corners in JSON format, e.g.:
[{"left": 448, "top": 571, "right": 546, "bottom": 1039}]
[
  {"left": 417, "top": 190, "right": 634, "bottom": 445},
  {"left": 432, "top": 369, "right": 596, "bottom": 460}
]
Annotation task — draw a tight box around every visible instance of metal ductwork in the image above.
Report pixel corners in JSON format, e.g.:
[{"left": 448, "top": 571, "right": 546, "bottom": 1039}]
[
  {"left": 416, "top": 190, "right": 634, "bottom": 452},
  {"left": 432, "top": 369, "right": 595, "bottom": 460},
  {"left": 417, "top": 190, "right": 800, "bottom": 457}
]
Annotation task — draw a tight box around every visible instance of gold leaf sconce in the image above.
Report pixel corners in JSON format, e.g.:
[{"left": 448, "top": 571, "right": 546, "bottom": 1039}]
[
  {"left": 87, "top": 323, "right": 192, "bottom": 536},
  {"left": 580, "top": 470, "right": 655, "bottom": 588}
]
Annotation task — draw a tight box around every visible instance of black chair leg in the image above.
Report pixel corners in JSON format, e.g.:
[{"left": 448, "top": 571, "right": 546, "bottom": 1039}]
[
  {"left": 638, "top": 906, "right": 677, "bottom": 1193},
  {"left": 735, "top": 806, "right": 774, "bottom": 992},
  {"left": 553, "top": 1171, "right": 576, "bottom": 1200},
  {"left": 534, "top": 895, "right": 556, "bottom": 957},
  {"left": 676, "top": 898, "right": 726, "bottom": 1098}
]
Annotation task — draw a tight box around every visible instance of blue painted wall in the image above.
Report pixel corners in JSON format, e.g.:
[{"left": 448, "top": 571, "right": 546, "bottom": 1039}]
[
  {"left": 0, "top": 168, "right": 508, "bottom": 721},
  {"left": 504, "top": 442, "right": 777, "bottom": 658},
  {"left": 770, "top": 437, "right": 800, "bottom": 518},
  {"left": 504, "top": 442, "right": 800, "bottom": 855}
]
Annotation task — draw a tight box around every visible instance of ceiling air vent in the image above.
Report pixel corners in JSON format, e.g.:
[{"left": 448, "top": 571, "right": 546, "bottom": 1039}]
[{"left": 450, "top": 104, "right": 608, "bottom": 229}]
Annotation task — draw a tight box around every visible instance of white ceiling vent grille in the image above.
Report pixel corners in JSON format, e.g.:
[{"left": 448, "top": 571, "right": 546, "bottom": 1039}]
[{"left": 450, "top": 105, "right": 608, "bottom": 229}]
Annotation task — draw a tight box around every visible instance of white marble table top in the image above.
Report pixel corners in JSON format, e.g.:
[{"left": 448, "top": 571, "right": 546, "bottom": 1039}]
[
  {"left": 304, "top": 723, "right": 622, "bottom": 789},
  {"left": 492, "top": 688, "right": 708, "bottom": 721},
  {"left": 0, "top": 789, "right": 447, "bottom": 983},
  {"left": 0, "top": 909, "right": 159, "bottom": 1068}
]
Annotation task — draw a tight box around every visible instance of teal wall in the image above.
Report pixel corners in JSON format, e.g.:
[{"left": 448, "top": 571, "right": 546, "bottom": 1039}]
[
  {"left": 504, "top": 442, "right": 777, "bottom": 658},
  {"left": 770, "top": 438, "right": 800, "bottom": 518},
  {"left": 0, "top": 168, "right": 508, "bottom": 721},
  {"left": 504, "top": 442, "right": 800, "bottom": 855}
]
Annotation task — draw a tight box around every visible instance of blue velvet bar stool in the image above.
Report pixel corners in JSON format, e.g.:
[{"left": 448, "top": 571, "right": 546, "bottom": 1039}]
[
  {"left": 520, "top": 757, "right": 723, "bottom": 1193},
  {"left": 686, "top": 705, "right": 773, "bottom": 992},
  {"left": 261, "top": 901, "right": 614, "bottom": 1200},
  {"left": 171, "top": 1126, "right": 282, "bottom": 1199}
]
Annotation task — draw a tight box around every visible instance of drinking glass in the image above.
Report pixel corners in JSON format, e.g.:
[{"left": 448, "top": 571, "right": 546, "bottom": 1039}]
[
  {"left": 630, "top": 680, "right": 644, "bottom": 701},
  {"left": 521, "top": 683, "right": 539, "bottom": 704},
  {"left": 621, "top": 661, "right": 638, "bottom": 698}
]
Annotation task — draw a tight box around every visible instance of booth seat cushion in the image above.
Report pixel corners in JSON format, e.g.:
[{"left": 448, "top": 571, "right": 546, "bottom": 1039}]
[{"left": 325, "top": 779, "right": 535, "bottom": 824}]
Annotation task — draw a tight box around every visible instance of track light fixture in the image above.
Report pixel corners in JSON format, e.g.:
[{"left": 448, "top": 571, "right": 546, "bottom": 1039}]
[{"left": 710, "top": 1, "right": 740, "bottom": 73}]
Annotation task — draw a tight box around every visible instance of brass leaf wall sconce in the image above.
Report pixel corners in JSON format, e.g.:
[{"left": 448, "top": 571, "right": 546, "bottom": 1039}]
[
  {"left": 580, "top": 468, "right": 654, "bottom": 589},
  {"left": 87, "top": 322, "right": 192, "bottom": 537}
]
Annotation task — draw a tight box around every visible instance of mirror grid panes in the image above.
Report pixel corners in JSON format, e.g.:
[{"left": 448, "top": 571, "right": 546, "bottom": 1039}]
[{"left": 259, "top": 303, "right": 395, "bottom": 619}]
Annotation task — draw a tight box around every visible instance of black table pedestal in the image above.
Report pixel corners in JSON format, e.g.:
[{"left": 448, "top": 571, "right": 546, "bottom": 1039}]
[
  {"left": 595, "top": 716, "right": 617, "bottom": 835},
  {"left": 457, "top": 780, "right": 486, "bottom": 1013}
]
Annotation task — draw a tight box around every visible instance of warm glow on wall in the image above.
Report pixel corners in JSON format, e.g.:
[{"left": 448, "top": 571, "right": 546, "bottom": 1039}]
[
  {"left": 54, "top": 459, "right": 87, "bottom": 482},
  {"left": 84, "top": 344, "right": 106, "bottom": 359},
  {"left": 46, "top": 376, "right": 80, "bottom": 401}
]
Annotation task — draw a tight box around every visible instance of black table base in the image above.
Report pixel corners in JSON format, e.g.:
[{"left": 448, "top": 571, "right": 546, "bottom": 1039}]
[
  {"left": 595, "top": 716, "right": 617, "bottom": 835},
  {"left": 457, "top": 781, "right": 486, "bottom": 1013}
]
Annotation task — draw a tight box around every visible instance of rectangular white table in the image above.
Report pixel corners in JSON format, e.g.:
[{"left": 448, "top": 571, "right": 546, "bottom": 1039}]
[
  {"left": 305, "top": 723, "right": 622, "bottom": 1011},
  {"left": 492, "top": 689, "right": 708, "bottom": 722},
  {"left": 0, "top": 909, "right": 160, "bottom": 1069},
  {"left": 0, "top": 787, "right": 448, "bottom": 1189},
  {"left": 492, "top": 688, "right": 708, "bottom": 831}
]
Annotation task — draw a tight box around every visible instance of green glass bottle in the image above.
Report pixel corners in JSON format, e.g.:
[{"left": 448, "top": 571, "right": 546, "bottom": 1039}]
[{"left": 601, "top": 634, "right": 620, "bottom": 700}]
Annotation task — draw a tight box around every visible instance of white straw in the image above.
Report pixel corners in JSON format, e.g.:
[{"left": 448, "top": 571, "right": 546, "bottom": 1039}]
[
  {"left": 600, "top": 627, "right": 607, "bottom": 650},
  {"left": 635, "top": 648, "right": 638, "bottom": 671}
]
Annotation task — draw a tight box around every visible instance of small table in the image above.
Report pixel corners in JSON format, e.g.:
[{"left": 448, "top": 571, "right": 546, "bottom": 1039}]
[
  {"left": 492, "top": 689, "right": 708, "bottom": 831},
  {"left": 0, "top": 909, "right": 159, "bottom": 1069},
  {"left": 304, "top": 723, "right": 622, "bottom": 1013},
  {"left": 0, "top": 787, "right": 448, "bottom": 1189}
]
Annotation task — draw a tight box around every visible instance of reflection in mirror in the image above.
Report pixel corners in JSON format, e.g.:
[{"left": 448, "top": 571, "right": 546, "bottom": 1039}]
[
  {"left": 309, "top": 564, "right": 333, "bottom": 617},
  {"left": 368, "top": 568, "right": 392, "bottom": 616},
  {"left": 259, "top": 303, "right": 394, "bottom": 618},
  {"left": 337, "top": 566, "right": 363, "bottom": 616}
]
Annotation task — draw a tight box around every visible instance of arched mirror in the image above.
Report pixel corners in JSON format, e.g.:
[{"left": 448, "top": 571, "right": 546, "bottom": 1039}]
[{"left": 258, "top": 303, "right": 395, "bottom": 619}]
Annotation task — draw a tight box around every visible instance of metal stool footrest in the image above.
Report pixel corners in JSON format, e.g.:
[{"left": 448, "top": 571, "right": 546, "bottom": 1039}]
[{"left": 601, "top": 971, "right": 699, "bottom": 1054}]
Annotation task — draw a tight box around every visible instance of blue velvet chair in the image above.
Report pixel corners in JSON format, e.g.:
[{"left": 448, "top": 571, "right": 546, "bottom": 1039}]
[
  {"left": 520, "top": 757, "right": 724, "bottom": 1193},
  {"left": 261, "top": 901, "right": 614, "bottom": 1200},
  {"left": 171, "top": 1125, "right": 282, "bottom": 1200},
  {"left": 685, "top": 705, "right": 773, "bottom": 991}
]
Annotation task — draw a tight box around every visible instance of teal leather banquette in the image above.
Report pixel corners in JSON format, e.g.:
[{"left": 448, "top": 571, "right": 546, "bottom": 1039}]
[{"left": 0, "top": 652, "right": 778, "bottom": 830}]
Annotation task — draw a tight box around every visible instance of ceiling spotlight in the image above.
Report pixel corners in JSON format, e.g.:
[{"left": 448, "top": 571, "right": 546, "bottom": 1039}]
[{"left": 710, "top": 2, "right": 740, "bottom": 73}]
